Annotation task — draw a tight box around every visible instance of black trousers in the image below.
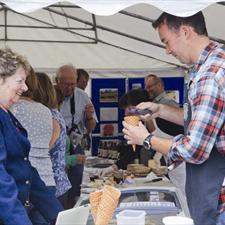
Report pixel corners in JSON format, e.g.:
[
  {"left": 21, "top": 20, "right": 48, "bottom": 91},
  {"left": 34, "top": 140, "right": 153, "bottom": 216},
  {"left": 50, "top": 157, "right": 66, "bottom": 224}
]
[
  {"left": 67, "top": 164, "right": 84, "bottom": 209},
  {"left": 58, "top": 190, "right": 70, "bottom": 210}
]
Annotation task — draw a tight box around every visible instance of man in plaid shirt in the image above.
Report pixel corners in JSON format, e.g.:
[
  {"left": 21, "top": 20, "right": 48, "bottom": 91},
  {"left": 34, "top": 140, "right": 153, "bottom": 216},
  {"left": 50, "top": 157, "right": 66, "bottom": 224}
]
[{"left": 123, "top": 12, "right": 225, "bottom": 225}]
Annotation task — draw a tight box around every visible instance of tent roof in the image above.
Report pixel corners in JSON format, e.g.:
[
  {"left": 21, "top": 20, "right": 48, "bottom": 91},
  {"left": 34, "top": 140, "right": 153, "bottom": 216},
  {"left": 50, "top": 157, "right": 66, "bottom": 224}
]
[
  {"left": 1, "top": 0, "right": 224, "bottom": 16},
  {"left": 0, "top": 1, "right": 224, "bottom": 72}
]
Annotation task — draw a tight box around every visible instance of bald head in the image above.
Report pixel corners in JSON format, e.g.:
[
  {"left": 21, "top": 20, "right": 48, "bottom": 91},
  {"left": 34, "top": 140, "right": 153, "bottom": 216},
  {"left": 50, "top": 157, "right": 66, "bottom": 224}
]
[
  {"left": 55, "top": 64, "right": 77, "bottom": 97},
  {"left": 144, "top": 74, "right": 164, "bottom": 100}
]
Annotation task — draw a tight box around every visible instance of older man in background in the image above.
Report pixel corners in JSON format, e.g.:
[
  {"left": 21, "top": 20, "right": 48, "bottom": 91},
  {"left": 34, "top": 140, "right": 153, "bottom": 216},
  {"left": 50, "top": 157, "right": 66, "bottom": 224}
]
[
  {"left": 144, "top": 74, "right": 183, "bottom": 135},
  {"left": 55, "top": 64, "right": 97, "bottom": 208},
  {"left": 145, "top": 74, "right": 178, "bottom": 106},
  {"left": 55, "top": 65, "right": 96, "bottom": 134}
]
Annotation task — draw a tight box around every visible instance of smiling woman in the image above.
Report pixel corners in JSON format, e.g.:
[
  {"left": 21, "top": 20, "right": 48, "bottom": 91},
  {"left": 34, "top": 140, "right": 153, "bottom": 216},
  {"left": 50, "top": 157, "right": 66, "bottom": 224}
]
[
  {"left": 0, "top": 49, "right": 30, "bottom": 110},
  {"left": 0, "top": 48, "right": 63, "bottom": 225},
  {"left": 0, "top": 67, "right": 28, "bottom": 109}
]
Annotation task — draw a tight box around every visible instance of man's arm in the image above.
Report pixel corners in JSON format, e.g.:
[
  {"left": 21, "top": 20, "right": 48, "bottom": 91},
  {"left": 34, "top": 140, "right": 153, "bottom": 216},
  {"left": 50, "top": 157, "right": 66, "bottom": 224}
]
[
  {"left": 85, "top": 117, "right": 96, "bottom": 133},
  {"left": 85, "top": 103, "right": 97, "bottom": 133},
  {"left": 137, "top": 102, "right": 184, "bottom": 126},
  {"left": 144, "top": 119, "right": 155, "bottom": 132},
  {"left": 158, "top": 104, "right": 184, "bottom": 125}
]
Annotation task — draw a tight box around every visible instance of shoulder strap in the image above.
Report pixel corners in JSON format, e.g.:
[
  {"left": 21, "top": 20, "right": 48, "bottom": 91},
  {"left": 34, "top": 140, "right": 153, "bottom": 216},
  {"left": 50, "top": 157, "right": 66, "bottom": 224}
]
[{"left": 70, "top": 93, "right": 75, "bottom": 126}]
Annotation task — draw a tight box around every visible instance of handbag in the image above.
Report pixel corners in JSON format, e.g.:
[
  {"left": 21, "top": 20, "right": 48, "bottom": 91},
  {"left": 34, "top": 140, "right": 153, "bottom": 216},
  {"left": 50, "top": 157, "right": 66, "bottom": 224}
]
[
  {"left": 80, "top": 133, "right": 91, "bottom": 150},
  {"left": 68, "top": 93, "right": 91, "bottom": 150}
]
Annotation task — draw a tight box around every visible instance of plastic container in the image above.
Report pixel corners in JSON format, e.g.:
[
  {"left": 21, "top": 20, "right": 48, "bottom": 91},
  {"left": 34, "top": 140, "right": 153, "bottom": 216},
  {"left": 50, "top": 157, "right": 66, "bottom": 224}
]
[
  {"left": 116, "top": 210, "right": 146, "bottom": 225},
  {"left": 163, "top": 216, "right": 194, "bottom": 225}
]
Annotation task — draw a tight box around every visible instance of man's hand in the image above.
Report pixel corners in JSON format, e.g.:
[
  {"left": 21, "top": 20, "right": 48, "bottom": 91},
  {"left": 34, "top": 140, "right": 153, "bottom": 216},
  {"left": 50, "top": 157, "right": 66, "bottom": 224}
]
[
  {"left": 76, "top": 154, "right": 86, "bottom": 164},
  {"left": 123, "top": 120, "right": 149, "bottom": 146},
  {"left": 100, "top": 164, "right": 118, "bottom": 177},
  {"left": 136, "top": 102, "right": 160, "bottom": 121},
  {"left": 137, "top": 102, "right": 184, "bottom": 126},
  {"left": 85, "top": 103, "right": 96, "bottom": 132},
  {"left": 85, "top": 103, "right": 95, "bottom": 120}
]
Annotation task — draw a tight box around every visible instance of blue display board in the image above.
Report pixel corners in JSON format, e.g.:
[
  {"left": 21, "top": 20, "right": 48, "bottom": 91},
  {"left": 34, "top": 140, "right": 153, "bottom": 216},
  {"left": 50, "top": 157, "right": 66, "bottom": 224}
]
[{"left": 91, "top": 78, "right": 126, "bottom": 155}]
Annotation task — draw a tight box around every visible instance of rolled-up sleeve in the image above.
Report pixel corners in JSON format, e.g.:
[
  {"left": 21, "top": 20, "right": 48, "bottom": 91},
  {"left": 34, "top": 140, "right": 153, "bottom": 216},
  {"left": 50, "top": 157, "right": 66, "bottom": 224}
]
[{"left": 168, "top": 74, "right": 224, "bottom": 166}]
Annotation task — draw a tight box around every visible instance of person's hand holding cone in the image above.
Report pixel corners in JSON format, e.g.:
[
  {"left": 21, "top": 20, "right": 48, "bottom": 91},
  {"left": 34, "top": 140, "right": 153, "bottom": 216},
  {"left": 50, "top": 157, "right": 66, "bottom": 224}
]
[{"left": 124, "top": 115, "right": 140, "bottom": 151}]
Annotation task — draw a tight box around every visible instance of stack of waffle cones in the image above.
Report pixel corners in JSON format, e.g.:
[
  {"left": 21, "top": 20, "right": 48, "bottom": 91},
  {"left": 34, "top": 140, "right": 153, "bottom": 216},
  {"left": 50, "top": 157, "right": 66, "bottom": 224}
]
[
  {"left": 89, "top": 185, "right": 121, "bottom": 225},
  {"left": 124, "top": 115, "right": 140, "bottom": 151},
  {"left": 89, "top": 190, "right": 103, "bottom": 224}
]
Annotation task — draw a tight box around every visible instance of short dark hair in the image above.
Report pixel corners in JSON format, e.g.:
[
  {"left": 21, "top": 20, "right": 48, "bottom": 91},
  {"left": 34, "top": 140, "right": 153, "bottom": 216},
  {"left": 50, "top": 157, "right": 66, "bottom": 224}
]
[
  {"left": 145, "top": 74, "right": 164, "bottom": 89},
  {"left": 77, "top": 69, "right": 89, "bottom": 81},
  {"left": 152, "top": 12, "right": 208, "bottom": 36},
  {"left": 118, "top": 89, "right": 149, "bottom": 109}
]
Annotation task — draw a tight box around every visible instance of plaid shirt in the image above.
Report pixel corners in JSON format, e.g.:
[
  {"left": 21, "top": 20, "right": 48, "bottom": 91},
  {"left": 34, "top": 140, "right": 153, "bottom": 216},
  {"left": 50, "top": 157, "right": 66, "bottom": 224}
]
[{"left": 168, "top": 42, "right": 225, "bottom": 212}]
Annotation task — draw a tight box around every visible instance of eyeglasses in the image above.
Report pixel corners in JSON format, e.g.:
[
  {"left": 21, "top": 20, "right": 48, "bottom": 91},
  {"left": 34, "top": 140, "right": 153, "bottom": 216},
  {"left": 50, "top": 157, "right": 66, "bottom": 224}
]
[
  {"left": 145, "top": 82, "right": 158, "bottom": 89},
  {"left": 60, "top": 82, "right": 76, "bottom": 87}
]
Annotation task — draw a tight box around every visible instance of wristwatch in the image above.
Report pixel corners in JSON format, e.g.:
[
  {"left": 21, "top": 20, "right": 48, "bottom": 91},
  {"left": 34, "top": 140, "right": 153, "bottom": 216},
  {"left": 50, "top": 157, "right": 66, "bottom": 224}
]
[{"left": 143, "top": 134, "right": 154, "bottom": 150}]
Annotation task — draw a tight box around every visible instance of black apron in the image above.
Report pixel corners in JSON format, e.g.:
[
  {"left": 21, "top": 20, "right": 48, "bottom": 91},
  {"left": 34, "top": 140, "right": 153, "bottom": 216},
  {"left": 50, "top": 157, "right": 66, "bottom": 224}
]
[{"left": 184, "top": 83, "right": 225, "bottom": 225}]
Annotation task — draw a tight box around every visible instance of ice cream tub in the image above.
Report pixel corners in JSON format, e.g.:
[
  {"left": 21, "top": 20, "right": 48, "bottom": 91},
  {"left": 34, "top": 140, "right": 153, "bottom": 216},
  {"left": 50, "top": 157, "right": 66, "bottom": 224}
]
[
  {"left": 116, "top": 210, "right": 146, "bottom": 225},
  {"left": 163, "top": 216, "right": 194, "bottom": 225}
]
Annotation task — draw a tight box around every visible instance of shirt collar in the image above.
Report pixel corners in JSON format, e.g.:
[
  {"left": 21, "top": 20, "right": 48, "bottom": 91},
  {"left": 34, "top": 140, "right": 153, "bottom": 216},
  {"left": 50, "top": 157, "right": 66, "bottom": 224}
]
[
  {"left": 153, "top": 91, "right": 167, "bottom": 103},
  {"left": 64, "top": 87, "right": 77, "bottom": 101},
  {"left": 190, "top": 42, "right": 218, "bottom": 81}
]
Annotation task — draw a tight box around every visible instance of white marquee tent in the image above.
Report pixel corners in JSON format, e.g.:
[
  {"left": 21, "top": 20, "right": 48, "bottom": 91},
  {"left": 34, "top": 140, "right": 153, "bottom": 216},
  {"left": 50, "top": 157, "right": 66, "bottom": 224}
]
[{"left": 0, "top": 1, "right": 224, "bottom": 79}]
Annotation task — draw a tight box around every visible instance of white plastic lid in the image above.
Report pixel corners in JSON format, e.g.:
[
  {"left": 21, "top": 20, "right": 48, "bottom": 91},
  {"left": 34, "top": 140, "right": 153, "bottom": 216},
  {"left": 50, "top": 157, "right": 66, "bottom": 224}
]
[
  {"left": 163, "top": 216, "right": 194, "bottom": 225},
  {"left": 116, "top": 210, "right": 146, "bottom": 219}
]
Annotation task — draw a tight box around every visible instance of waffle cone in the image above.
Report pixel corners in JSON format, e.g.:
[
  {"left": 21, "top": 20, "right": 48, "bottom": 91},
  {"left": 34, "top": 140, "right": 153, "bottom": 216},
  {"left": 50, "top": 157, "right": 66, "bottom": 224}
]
[
  {"left": 124, "top": 115, "right": 139, "bottom": 151},
  {"left": 89, "top": 190, "right": 103, "bottom": 224},
  {"left": 95, "top": 185, "right": 121, "bottom": 225},
  {"left": 124, "top": 115, "right": 140, "bottom": 126}
]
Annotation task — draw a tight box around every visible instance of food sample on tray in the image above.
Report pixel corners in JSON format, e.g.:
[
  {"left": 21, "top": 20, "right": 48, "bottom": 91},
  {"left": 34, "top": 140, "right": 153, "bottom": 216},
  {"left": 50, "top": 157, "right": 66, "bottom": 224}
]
[
  {"left": 127, "top": 164, "right": 151, "bottom": 177},
  {"left": 90, "top": 175, "right": 99, "bottom": 182},
  {"left": 148, "top": 159, "right": 159, "bottom": 169},
  {"left": 152, "top": 166, "right": 168, "bottom": 177},
  {"left": 127, "top": 164, "right": 145, "bottom": 171}
]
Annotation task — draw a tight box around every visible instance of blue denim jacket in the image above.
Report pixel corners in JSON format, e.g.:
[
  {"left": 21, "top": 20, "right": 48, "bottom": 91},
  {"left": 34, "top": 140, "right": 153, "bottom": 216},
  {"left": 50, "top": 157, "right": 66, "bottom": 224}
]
[{"left": 0, "top": 108, "right": 63, "bottom": 225}]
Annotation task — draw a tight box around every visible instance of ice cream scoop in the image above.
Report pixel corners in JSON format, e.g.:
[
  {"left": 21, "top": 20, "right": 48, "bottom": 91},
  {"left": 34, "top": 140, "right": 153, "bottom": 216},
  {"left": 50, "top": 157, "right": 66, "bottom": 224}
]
[{"left": 125, "top": 106, "right": 152, "bottom": 116}]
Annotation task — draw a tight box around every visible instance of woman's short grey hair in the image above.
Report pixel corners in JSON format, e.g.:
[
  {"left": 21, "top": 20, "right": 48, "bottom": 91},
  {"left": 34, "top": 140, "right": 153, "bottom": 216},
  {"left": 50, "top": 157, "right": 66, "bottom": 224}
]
[{"left": 0, "top": 48, "right": 31, "bottom": 79}]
